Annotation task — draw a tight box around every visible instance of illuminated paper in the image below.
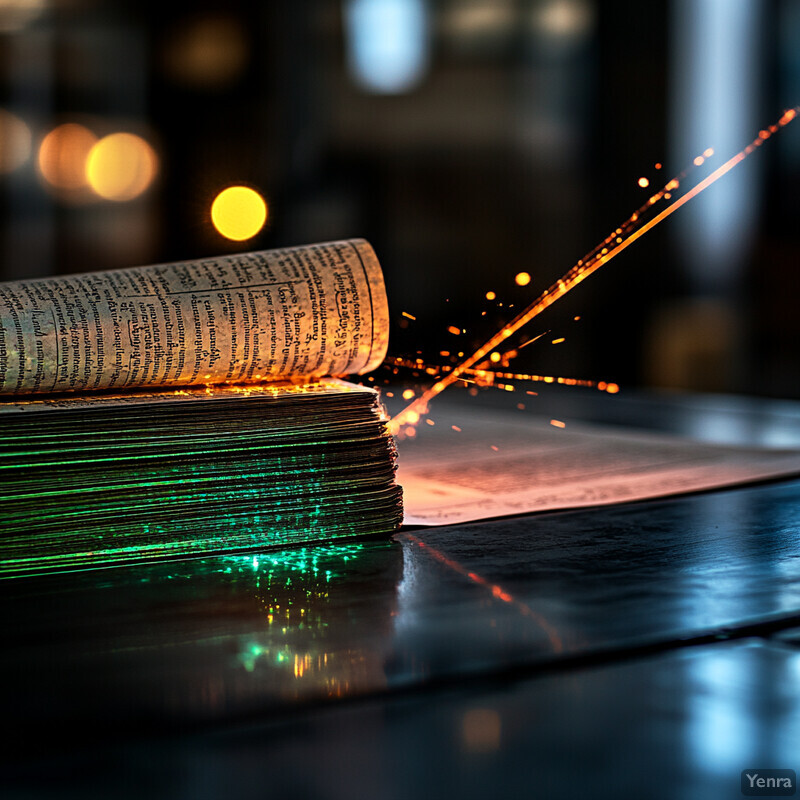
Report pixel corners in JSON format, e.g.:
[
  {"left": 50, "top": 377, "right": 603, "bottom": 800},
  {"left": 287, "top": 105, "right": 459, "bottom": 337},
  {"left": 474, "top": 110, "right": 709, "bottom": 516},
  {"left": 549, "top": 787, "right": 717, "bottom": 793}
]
[
  {"left": 0, "top": 239, "right": 389, "bottom": 394},
  {"left": 399, "top": 404, "right": 800, "bottom": 525}
]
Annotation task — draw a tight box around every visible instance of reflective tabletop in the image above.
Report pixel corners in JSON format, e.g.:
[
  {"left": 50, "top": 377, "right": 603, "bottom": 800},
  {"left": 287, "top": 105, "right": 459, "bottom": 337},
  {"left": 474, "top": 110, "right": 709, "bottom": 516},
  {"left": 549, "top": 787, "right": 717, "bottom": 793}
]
[{"left": 4, "top": 388, "right": 800, "bottom": 797}]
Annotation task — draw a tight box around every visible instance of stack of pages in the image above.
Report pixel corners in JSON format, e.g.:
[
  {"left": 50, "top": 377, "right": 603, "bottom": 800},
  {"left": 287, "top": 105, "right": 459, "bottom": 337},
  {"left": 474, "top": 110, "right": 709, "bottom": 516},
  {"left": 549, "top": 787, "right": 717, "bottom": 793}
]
[{"left": 0, "top": 381, "right": 401, "bottom": 578}]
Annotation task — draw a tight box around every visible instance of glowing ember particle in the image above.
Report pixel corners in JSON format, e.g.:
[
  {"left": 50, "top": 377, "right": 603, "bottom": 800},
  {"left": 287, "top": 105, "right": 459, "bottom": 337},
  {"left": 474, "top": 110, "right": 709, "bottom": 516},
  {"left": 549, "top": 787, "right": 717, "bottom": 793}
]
[
  {"left": 405, "top": 427, "right": 416, "bottom": 437},
  {"left": 526, "top": 390, "right": 538, "bottom": 396},
  {"left": 550, "top": 419, "right": 566, "bottom": 428},
  {"left": 401, "top": 311, "right": 416, "bottom": 320},
  {"left": 638, "top": 177, "right": 649, "bottom": 188},
  {"left": 703, "top": 148, "right": 714, "bottom": 158},
  {"left": 551, "top": 337, "right": 565, "bottom": 344},
  {"left": 448, "top": 325, "right": 461, "bottom": 335},
  {"left": 485, "top": 291, "right": 496, "bottom": 300},
  {"left": 386, "top": 392, "right": 394, "bottom": 397},
  {"left": 490, "top": 445, "right": 499, "bottom": 451},
  {"left": 655, "top": 162, "right": 662, "bottom": 169},
  {"left": 693, "top": 155, "right": 705, "bottom": 166},
  {"left": 426, "top": 419, "right": 435, "bottom": 425},
  {"left": 440, "top": 350, "right": 450, "bottom": 357},
  {"left": 574, "top": 315, "right": 581, "bottom": 321},
  {"left": 515, "top": 272, "right": 531, "bottom": 287},
  {"left": 452, "top": 425, "right": 462, "bottom": 432},
  {"left": 402, "top": 389, "right": 415, "bottom": 400},
  {"left": 489, "top": 352, "right": 501, "bottom": 363},
  {"left": 606, "top": 383, "right": 620, "bottom": 394},
  {"left": 405, "top": 410, "right": 420, "bottom": 424}
]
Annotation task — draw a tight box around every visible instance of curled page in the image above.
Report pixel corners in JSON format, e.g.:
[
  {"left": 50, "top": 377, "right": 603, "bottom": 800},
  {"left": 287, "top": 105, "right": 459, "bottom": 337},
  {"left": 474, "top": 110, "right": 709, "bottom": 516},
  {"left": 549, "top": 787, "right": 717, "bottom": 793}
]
[{"left": 0, "top": 238, "right": 389, "bottom": 394}]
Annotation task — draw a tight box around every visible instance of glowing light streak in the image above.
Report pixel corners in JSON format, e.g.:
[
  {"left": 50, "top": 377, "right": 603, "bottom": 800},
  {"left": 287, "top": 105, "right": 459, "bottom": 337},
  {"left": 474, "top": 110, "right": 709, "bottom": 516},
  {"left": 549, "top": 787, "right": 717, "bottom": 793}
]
[
  {"left": 401, "top": 311, "right": 417, "bottom": 320},
  {"left": 388, "top": 355, "right": 617, "bottom": 393},
  {"left": 390, "top": 107, "right": 799, "bottom": 432},
  {"left": 518, "top": 331, "right": 549, "bottom": 349}
]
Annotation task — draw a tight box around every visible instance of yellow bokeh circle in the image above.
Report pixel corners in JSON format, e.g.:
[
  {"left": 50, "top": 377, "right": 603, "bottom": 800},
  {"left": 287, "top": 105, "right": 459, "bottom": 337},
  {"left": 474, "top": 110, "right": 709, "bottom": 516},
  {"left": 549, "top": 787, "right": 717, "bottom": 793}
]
[
  {"left": 211, "top": 185, "right": 267, "bottom": 241},
  {"left": 86, "top": 132, "right": 157, "bottom": 201}
]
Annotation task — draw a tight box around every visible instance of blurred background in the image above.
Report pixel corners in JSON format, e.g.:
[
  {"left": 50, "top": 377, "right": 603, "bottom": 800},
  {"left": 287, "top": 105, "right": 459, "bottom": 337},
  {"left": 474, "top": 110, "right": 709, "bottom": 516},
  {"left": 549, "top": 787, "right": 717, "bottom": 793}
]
[{"left": 0, "top": 0, "right": 798, "bottom": 398}]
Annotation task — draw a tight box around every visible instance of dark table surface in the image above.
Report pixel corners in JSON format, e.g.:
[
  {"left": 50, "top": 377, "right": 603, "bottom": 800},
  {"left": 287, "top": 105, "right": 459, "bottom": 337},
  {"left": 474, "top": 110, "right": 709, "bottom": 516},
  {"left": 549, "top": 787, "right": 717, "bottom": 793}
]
[{"left": 5, "top": 387, "right": 800, "bottom": 799}]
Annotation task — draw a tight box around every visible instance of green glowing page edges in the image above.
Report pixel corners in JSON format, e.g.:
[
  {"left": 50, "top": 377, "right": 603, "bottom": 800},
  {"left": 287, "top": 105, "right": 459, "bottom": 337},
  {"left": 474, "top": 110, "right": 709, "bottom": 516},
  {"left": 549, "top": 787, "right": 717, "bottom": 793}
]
[{"left": 0, "top": 380, "right": 402, "bottom": 578}]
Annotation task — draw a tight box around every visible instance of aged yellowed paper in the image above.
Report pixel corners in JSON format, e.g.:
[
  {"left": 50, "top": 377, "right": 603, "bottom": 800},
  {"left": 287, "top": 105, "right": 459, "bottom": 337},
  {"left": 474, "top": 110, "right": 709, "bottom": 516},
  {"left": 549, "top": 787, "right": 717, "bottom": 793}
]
[{"left": 0, "top": 239, "right": 388, "bottom": 394}]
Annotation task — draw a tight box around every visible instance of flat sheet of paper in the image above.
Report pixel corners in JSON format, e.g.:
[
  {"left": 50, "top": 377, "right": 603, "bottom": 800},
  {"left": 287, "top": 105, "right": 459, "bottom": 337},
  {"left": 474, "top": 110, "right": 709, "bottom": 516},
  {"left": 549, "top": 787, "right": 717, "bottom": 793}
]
[{"left": 398, "top": 403, "right": 800, "bottom": 525}]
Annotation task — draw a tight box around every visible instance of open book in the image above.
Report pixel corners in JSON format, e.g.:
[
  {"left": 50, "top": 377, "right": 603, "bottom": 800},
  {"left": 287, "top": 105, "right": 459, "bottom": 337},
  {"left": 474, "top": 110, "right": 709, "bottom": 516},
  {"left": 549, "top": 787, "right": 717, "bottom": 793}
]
[{"left": 0, "top": 239, "right": 402, "bottom": 577}]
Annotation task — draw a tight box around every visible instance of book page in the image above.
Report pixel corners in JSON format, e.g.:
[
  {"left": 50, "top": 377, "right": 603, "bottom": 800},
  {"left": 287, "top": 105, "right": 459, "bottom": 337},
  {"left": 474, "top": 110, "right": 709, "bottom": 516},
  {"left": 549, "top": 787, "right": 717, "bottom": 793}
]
[
  {"left": 0, "top": 377, "right": 377, "bottom": 414},
  {"left": 398, "top": 403, "right": 800, "bottom": 525},
  {"left": 0, "top": 239, "right": 388, "bottom": 395}
]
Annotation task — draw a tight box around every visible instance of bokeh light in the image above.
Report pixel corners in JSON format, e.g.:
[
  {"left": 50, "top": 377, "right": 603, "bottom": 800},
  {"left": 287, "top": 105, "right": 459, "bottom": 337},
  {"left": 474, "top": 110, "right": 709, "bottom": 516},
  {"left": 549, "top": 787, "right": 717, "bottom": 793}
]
[
  {"left": 211, "top": 185, "right": 268, "bottom": 241},
  {"left": 162, "top": 14, "right": 249, "bottom": 89},
  {"left": 38, "top": 123, "right": 97, "bottom": 190},
  {"left": 0, "top": 109, "right": 32, "bottom": 173},
  {"left": 515, "top": 272, "right": 531, "bottom": 286},
  {"left": 86, "top": 132, "right": 157, "bottom": 201},
  {"left": 0, "top": 0, "right": 46, "bottom": 33}
]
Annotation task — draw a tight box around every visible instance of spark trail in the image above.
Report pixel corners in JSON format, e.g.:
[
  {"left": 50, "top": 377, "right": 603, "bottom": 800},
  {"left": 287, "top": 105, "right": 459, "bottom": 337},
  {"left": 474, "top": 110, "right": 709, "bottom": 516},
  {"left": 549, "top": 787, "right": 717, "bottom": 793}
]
[{"left": 390, "top": 107, "right": 799, "bottom": 434}]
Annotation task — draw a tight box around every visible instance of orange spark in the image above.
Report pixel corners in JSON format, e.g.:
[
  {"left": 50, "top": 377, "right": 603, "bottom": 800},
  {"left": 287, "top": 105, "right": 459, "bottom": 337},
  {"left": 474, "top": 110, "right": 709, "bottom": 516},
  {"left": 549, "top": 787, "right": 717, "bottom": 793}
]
[
  {"left": 638, "top": 177, "right": 649, "bottom": 188},
  {"left": 550, "top": 419, "right": 566, "bottom": 428},
  {"left": 485, "top": 291, "right": 496, "bottom": 300},
  {"left": 515, "top": 272, "right": 531, "bottom": 286},
  {"left": 389, "top": 107, "right": 800, "bottom": 433},
  {"left": 519, "top": 331, "right": 549, "bottom": 349},
  {"left": 451, "top": 425, "right": 462, "bottom": 432},
  {"left": 401, "top": 311, "right": 417, "bottom": 320},
  {"left": 551, "top": 337, "right": 565, "bottom": 344},
  {"left": 447, "top": 325, "right": 461, "bottom": 335}
]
